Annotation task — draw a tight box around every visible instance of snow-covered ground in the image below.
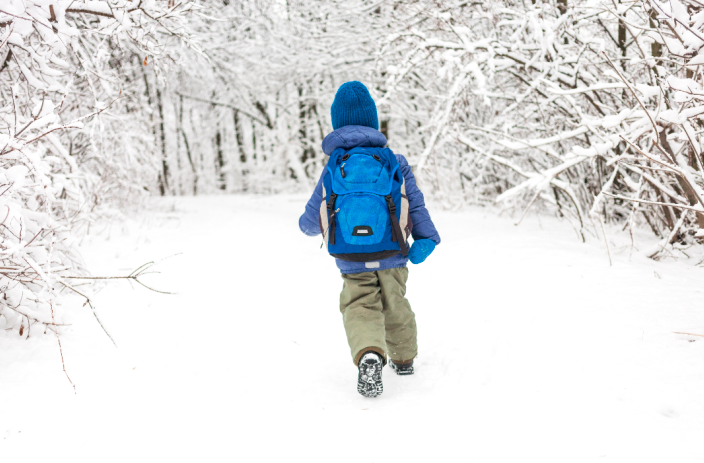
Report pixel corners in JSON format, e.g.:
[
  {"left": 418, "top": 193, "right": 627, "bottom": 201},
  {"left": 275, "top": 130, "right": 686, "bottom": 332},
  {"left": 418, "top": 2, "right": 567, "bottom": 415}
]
[{"left": 2, "top": 195, "right": 703, "bottom": 462}]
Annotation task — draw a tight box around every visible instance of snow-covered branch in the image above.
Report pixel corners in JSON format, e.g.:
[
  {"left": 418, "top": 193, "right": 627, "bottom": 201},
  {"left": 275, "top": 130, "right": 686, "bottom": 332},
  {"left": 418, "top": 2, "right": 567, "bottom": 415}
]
[{"left": 379, "top": 0, "right": 704, "bottom": 257}]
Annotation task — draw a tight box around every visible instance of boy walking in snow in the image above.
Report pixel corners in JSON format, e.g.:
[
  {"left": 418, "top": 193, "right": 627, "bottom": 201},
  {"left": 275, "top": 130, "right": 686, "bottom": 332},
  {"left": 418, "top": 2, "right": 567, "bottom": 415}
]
[{"left": 299, "top": 81, "right": 440, "bottom": 398}]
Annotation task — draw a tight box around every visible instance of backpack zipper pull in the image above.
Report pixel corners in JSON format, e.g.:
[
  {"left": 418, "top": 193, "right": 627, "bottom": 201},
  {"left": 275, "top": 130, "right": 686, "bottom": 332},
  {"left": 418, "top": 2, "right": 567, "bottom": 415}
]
[{"left": 340, "top": 163, "right": 346, "bottom": 178}]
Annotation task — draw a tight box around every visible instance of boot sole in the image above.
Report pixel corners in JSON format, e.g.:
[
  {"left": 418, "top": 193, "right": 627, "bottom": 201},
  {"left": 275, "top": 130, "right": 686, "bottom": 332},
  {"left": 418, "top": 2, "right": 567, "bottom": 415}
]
[{"left": 357, "top": 358, "right": 383, "bottom": 398}]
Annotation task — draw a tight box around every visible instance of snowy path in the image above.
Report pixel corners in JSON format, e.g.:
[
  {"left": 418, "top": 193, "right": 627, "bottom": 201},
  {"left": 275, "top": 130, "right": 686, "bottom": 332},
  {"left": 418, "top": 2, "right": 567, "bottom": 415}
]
[{"left": 2, "top": 195, "right": 704, "bottom": 462}]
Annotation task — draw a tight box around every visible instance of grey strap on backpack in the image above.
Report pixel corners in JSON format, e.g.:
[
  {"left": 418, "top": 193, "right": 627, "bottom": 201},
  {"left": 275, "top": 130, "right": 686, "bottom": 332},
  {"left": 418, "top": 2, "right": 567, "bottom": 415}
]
[{"left": 385, "top": 195, "right": 409, "bottom": 257}]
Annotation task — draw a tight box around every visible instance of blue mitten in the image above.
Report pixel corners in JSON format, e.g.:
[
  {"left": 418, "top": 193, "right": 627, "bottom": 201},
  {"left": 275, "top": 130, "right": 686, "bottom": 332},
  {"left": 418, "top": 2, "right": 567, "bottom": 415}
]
[{"left": 408, "top": 239, "right": 436, "bottom": 264}]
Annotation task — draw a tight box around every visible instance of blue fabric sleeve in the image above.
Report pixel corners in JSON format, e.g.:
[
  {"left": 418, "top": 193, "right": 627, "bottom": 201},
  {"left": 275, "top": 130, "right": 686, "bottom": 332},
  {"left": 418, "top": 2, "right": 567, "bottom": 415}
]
[
  {"left": 299, "top": 170, "right": 325, "bottom": 236},
  {"left": 397, "top": 155, "right": 441, "bottom": 245}
]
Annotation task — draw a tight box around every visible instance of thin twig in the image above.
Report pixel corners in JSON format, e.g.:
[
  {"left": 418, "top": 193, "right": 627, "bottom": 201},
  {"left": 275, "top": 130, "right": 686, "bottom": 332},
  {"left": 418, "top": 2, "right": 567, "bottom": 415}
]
[
  {"left": 603, "top": 51, "right": 658, "bottom": 139},
  {"left": 673, "top": 331, "right": 704, "bottom": 338},
  {"left": 62, "top": 261, "right": 174, "bottom": 294},
  {"left": 619, "top": 135, "right": 679, "bottom": 172},
  {"left": 59, "top": 280, "right": 116, "bottom": 347},
  {"left": 175, "top": 92, "right": 270, "bottom": 127},
  {"left": 514, "top": 189, "right": 541, "bottom": 226},
  {"left": 48, "top": 232, "right": 74, "bottom": 392},
  {"left": 604, "top": 193, "right": 703, "bottom": 212},
  {"left": 597, "top": 215, "right": 613, "bottom": 266}
]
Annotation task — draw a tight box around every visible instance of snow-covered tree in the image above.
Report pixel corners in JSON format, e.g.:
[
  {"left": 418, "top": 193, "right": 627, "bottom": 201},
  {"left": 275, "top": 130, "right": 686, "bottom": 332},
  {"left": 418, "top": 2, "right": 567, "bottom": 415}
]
[
  {"left": 161, "top": 0, "right": 387, "bottom": 194},
  {"left": 0, "top": 0, "right": 199, "bottom": 336},
  {"left": 378, "top": 0, "right": 704, "bottom": 258}
]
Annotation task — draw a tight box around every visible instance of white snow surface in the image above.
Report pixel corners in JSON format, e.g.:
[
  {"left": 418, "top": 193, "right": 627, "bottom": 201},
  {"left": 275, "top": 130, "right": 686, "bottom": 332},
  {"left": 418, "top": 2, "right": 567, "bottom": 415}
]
[{"left": 2, "top": 195, "right": 703, "bottom": 462}]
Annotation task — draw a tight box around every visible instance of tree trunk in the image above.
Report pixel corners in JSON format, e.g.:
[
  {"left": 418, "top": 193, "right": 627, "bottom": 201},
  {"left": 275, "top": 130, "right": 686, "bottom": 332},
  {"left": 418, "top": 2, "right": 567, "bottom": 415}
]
[
  {"left": 178, "top": 95, "right": 198, "bottom": 195},
  {"left": 298, "top": 85, "right": 315, "bottom": 179},
  {"left": 618, "top": 1, "right": 627, "bottom": 70},
  {"left": 215, "top": 129, "right": 226, "bottom": 191},
  {"left": 156, "top": 87, "right": 169, "bottom": 196},
  {"left": 233, "top": 109, "right": 248, "bottom": 191},
  {"left": 649, "top": 9, "right": 662, "bottom": 68},
  {"left": 380, "top": 119, "right": 389, "bottom": 140},
  {"left": 252, "top": 118, "right": 257, "bottom": 163}
]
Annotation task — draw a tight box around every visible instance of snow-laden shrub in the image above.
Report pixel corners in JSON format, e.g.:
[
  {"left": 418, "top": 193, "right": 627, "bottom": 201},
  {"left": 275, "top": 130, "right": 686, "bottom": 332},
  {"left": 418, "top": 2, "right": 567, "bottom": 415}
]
[
  {"left": 377, "top": 0, "right": 704, "bottom": 258},
  {"left": 0, "top": 0, "right": 199, "bottom": 336},
  {"left": 0, "top": 104, "right": 84, "bottom": 334}
]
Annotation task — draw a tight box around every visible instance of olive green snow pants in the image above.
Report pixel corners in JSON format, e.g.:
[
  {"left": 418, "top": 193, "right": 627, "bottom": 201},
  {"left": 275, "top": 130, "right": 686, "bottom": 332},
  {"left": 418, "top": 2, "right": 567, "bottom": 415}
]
[{"left": 339, "top": 267, "right": 418, "bottom": 366}]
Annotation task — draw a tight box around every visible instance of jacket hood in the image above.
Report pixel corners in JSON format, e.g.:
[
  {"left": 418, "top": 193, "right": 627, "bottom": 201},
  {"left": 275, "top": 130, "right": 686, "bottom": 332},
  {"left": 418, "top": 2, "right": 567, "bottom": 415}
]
[{"left": 321, "top": 125, "right": 387, "bottom": 156}]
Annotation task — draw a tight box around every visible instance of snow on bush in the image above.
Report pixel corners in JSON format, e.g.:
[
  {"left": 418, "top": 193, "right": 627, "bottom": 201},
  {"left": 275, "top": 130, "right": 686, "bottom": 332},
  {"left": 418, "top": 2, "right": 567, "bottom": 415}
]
[
  {"left": 0, "top": 0, "right": 198, "bottom": 337},
  {"left": 379, "top": 0, "right": 704, "bottom": 258}
]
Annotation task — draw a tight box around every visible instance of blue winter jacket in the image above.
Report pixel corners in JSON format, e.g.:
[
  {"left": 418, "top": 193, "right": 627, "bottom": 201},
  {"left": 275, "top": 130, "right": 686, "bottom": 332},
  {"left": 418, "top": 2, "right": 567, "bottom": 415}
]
[{"left": 299, "top": 125, "right": 441, "bottom": 274}]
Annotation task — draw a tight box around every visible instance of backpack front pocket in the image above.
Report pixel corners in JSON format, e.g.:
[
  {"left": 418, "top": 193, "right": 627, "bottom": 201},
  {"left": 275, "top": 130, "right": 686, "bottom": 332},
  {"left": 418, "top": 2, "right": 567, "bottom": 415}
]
[{"left": 336, "top": 194, "right": 390, "bottom": 245}]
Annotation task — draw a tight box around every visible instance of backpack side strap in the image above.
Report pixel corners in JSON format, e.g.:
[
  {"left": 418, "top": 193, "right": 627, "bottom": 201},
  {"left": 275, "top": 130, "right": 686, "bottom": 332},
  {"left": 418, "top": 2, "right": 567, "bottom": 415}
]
[
  {"left": 385, "top": 195, "right": 409, "bottom": 257},
  {"left": 327, "top": 192, "right": 338, "bottom": 245}
]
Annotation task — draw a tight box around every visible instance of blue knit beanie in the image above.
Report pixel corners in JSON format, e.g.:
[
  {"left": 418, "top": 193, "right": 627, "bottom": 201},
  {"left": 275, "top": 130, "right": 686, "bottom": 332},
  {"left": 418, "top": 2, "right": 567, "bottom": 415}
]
[{"left": 330, "top": 81, "right": 378, "bottom": 131}]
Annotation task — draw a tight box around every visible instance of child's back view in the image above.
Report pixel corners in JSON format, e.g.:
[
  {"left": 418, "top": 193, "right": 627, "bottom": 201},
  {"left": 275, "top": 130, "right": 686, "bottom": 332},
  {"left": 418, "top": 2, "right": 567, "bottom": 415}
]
[{"left": 299, "top": 81, "right": 440, "bottom": 397}]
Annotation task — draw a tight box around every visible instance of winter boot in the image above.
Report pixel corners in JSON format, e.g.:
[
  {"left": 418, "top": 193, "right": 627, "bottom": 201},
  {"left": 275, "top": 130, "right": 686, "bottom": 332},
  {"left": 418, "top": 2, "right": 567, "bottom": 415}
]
[
  {"left": 357, "top": 351, "right": 384, "bottom": 398},
  {"left": 389, "top": 359, "right": 414, "bottom": 376}
]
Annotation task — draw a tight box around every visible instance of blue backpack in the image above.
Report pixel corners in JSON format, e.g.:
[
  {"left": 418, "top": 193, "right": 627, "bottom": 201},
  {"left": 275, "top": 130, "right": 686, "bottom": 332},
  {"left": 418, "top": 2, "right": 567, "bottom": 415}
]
[{"left": 319, "top": 146, "right": 412, "bottom": 262}]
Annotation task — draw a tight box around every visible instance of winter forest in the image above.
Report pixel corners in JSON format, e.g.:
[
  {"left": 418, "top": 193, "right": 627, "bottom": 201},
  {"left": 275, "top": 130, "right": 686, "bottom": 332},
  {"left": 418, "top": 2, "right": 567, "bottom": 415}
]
[{"left": 2, "top": 0, "right": 704, "bottom": 458}]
